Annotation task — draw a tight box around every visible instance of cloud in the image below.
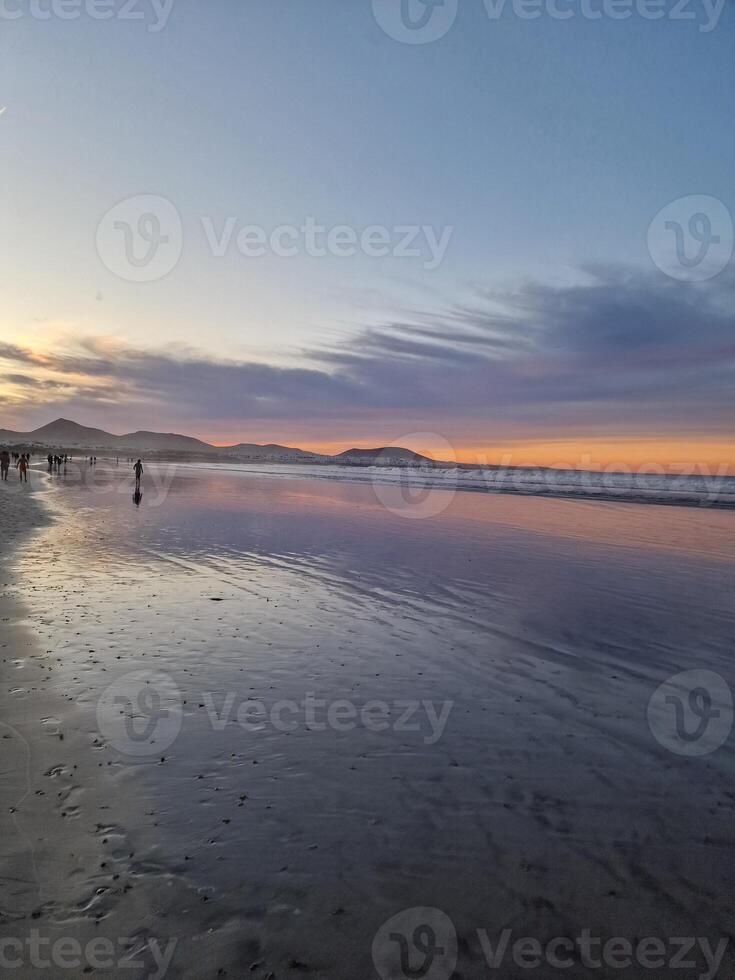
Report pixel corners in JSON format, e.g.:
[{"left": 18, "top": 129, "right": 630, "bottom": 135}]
[
  {"left": 0, "top": 343, "right": 45, "bottom": 366},
  {"left": 2, "top": 374, "right": 76, "bottom": 389},
  {"left": 2, "top": 265, "right": 734, "bottom": 441}
]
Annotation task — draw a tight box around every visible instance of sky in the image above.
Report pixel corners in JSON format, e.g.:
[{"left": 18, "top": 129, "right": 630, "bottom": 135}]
[{"left": 1, "top": 0, "right": 734, "bottom": 468}]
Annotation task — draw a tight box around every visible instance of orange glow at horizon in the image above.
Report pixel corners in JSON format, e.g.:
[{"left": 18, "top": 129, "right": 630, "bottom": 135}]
[{"left": 207, "top": 436, "right": 735, "bottom": 474}]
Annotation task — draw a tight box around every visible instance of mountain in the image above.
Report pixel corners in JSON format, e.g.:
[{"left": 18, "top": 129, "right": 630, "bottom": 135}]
[
  {"left": 0, "top": 418, "right": 291, "bottom": 456},
  {"left": 7, "top": 418, "right": 116, "bottom": 447},
  {"left": 118, "top": 430, "right": 217, "bottom": 453},
  {"left": 0, "top": 419, "right": 429, "bottom": 465},
  {"left": 336, "top": 447, "right": 433, "bottom": 464}
]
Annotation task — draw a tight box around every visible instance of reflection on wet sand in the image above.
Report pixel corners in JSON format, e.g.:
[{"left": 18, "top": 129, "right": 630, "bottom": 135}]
[{"left": 3, "top": 462, "right": 735, "bottom": 979}]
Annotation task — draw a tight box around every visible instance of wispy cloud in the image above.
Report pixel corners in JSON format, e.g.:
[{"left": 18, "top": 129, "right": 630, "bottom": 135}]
[{"left": 2, "top": 266, "right": 734, "bottom": 443}]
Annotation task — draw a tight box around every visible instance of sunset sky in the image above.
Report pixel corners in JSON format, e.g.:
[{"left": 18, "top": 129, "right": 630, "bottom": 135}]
[{"left": 2, "top": 0, "right": 734, "bottom": 469}]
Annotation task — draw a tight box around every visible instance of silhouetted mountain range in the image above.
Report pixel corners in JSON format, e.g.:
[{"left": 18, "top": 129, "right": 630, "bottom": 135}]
[{"left": 0, "top": 419, "right": 432, "bottom": 464}]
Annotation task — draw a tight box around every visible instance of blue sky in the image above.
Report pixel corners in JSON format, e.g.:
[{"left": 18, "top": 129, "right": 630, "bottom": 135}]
[{"left": 2, "top": 0, "right": 734, "bottom": 463}]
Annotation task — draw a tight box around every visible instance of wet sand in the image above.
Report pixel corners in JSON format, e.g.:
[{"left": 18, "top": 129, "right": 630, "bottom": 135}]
[
  {"left": 2, "top": 462, "right": 735, "bottom": 979},
  {"left": 0, "top": 473, "right": 212, "bottom": 978}
]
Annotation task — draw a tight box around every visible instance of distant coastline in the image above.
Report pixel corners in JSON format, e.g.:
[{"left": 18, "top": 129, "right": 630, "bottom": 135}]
[
  {"left": 0, "top": 417, "right": 434, "bottom": 466},
  {"left": 3, "top": 419, "right": 734, "bottom": 510}
]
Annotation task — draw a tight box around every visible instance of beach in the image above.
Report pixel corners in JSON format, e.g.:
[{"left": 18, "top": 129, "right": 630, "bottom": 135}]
[{"left": 1, "top": 461, "right": 734, "bottom": 979}]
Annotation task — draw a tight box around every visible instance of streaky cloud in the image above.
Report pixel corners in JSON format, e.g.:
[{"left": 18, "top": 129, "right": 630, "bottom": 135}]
[{"left": 2, "top": 266, "right": 734, "bottom": 439}]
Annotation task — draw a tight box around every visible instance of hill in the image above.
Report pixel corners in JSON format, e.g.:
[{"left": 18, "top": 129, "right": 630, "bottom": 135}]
[
  {"left": 118, "top": 430, "right": 216, "bottom": 453},
  {"left": 0, "top": 418, "right": 304, "bottom": 458},
  {"left": 0, "top": 418, "right": 116, "bottom": 447},
  {"left": 336, "top": 447, "right": 433, "bottom": 464},
  {"left": 0, "top": 419, "right": 430, "bottom": 465}
]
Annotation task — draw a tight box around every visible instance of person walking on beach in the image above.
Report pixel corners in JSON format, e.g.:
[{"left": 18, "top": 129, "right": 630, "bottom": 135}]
[
  {"left": 0, "top": 450, "right": 9, "bottom": 481},
  {"left": 134, "top": 458, "right": 144, "bottom": 490},
  {"left": 17, "top": 453, "right": 28, "bottom": 484}
]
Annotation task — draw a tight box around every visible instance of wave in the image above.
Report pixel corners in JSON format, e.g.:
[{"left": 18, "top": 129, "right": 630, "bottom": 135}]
[{"left": 169, "top": 461, "right": 735, "bottom": 507}]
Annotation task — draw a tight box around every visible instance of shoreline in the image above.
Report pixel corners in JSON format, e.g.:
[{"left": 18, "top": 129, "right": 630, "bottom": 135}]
[
  {"left": 169, "top": 459, "right": 735, "bottom": 510},
  {"left": 18, "top": 456, "right": 735, "bottom": 510},
  {"left": 0, "top": 477, "right": 210, "bottom": 978}
]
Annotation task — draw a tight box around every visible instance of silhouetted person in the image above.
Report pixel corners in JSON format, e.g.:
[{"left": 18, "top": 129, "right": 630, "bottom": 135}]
[
  {"left": 17, "top": 454, "right": 28, "bottom": 484},
  {"left": 0, "top": 450, "right": 9, "bottom": 481},
  {"left": 134, "top": 458, "right": 143, "bottom": 490}
]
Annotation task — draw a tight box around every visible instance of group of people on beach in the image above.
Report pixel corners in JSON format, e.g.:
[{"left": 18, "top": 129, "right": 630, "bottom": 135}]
[
  {"left": 1, "top": 450, "right": 30, "bottom": 482},
  {"left": 0, "top": 451, "right": 145, "bottom": 491},
  {"left": 47, "top": 453, "right": 70, "bottom": 471}
]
